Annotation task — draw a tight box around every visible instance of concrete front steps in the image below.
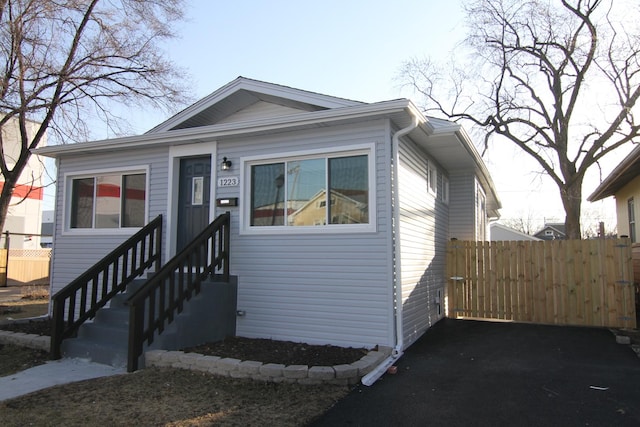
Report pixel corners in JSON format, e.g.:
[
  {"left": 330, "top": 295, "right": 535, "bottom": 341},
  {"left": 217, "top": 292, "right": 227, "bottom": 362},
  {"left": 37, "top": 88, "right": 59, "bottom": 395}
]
[{"left": 60, "top": 277, "right": 237, "bottom": 369}]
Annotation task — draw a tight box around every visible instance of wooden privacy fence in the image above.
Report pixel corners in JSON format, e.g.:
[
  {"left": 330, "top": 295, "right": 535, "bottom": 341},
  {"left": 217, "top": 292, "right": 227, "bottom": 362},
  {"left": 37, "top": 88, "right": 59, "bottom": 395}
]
[
  {"left": 0, "top": 249, "right": 51, "bottom": 286},
  {"left": 447, "top": 239, "right": 636, "bottom": 329}
]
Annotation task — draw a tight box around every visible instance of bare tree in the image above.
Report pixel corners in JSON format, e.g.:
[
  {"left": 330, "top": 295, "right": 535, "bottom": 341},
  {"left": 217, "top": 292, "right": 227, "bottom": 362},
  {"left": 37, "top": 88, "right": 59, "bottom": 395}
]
[
  {"left": 0, "top": 0, "right": 192, "bottom": 232},
  {"left": 400, "top": 0, "right": 640, "bottom": 239},
  {"left": 500, "top": 210, "right": 541, "bottom": 235}
]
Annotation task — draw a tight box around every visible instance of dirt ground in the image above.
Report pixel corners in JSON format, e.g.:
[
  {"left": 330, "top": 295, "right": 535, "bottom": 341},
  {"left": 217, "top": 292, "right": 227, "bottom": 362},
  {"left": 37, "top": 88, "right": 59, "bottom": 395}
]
[
  {"left": 0, "top": 313, "right": 359, "bottom": 426},
  {"left": 0, "top": 367, "right": 350, "bottom": 426}
]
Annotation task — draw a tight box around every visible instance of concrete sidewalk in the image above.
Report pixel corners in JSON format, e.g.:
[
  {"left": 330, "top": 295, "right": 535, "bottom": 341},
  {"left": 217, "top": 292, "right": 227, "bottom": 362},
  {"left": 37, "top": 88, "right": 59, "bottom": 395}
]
[
  {"left": 0, "top": 358, "right": 125, "bottom": 402},
  {"left": 311, "top": 319, "right": 640, "bottom": 427},
  {"left": 0, "top": 286, "right": 24, "bottom": 303}
]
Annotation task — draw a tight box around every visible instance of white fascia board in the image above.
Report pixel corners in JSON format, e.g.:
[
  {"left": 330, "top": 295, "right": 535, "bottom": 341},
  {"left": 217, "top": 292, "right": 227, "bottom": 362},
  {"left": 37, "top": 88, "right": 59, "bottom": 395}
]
[
  {"left": 35, "top": 99, "right": 413, "bottom": 158},
  {"left": 588, "top": 144, "right": 640, "bottom": 201},
  {"left": 432, "top": 123, "right": 502, "bottom": 214}
]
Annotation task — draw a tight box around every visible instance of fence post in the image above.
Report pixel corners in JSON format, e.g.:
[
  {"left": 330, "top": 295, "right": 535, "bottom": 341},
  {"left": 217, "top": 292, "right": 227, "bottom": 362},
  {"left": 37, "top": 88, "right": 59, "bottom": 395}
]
[{"left": 0, "top": 231, "right": 8, "bottom": 287}]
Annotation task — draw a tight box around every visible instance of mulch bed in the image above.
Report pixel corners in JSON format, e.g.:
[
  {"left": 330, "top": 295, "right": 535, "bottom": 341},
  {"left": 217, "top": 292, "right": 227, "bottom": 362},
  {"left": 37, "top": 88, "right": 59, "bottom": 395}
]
[
  {"left": 0, "top": 318, "right": 51, "bottom": 336},
  {"left": 183, "top": 336, "right": 369, "bottom": 366},
  {"left": 1, "top": 318, "right": 369, "bottom": 366}
]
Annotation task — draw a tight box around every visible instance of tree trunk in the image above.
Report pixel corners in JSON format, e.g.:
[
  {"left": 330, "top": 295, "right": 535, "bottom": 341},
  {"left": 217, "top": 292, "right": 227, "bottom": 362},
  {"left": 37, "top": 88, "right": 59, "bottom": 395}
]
[
  {"left": 560, "top": 178, "right": 583, "bottom": 239},
  {"left": 0, "top": 173, "right": 16, "bottom": 235}
]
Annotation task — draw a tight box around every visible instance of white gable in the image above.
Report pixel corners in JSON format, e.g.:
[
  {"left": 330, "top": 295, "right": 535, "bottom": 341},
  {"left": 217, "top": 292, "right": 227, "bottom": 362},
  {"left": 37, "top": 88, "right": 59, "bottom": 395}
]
[
  {"left": 215, "top": 100, "right": 309, "bottom": 125},
  {"left": 147, "top": 77, "right": 362, "bottom": 133}
]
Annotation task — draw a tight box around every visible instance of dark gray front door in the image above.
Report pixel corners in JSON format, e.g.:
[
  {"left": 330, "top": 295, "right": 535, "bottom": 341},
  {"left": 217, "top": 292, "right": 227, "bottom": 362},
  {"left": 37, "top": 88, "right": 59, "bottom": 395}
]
[{"left": 177, "top": 156, "right": 211, "bottom": 252}]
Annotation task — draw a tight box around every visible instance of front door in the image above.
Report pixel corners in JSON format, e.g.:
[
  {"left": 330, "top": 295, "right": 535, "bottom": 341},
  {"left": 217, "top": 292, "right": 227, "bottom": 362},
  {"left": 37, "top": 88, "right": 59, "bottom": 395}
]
[{"left": 177, "top": 156, "right": 211, "bottom": 252}]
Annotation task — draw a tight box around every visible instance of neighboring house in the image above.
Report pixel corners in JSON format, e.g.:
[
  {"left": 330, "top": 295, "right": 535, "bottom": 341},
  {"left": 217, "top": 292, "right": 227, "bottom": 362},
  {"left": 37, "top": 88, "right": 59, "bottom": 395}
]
[
  {"left": 588, "top": 144, "right": 640, "bottom": 244},
  {"left": 0, "top": 115, "right": 46, "bottom": 249},
  {"left": 37, "top": 77, "right": 500, "bottom": 369},
  {"left": 533, "top": 223, "right": 567, "bottom": 240},
  {"left": 588, "top": 145, "right": 640, "bottom": 287},
  {"left": 490, "top": 222, "right": 541, "bottom": 241},
  {"left": 40, "top": 210, "right": 54, "bottom": 248}
]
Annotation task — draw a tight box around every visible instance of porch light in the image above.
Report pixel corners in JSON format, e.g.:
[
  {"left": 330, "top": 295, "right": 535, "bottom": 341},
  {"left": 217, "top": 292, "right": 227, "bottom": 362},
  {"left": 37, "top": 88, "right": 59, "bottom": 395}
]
[{"left": 221, "top": 157, "right": 232, "bottom": 171}]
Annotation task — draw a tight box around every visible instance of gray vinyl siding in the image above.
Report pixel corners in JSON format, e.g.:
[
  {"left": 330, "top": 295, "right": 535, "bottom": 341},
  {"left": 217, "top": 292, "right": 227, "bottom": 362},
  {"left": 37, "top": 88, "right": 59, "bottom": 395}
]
[
  {"left": 397, "top": 138, "right": 448, "bottom": 348},
  {"left": 213, "top": 120, "right": 394, "bottom": 349},
  {"left": 50, "top": 146, "right": 170, "bottom": 295},
  {"left": 448, "top": 172, "right": 477, "bottom": 241}
]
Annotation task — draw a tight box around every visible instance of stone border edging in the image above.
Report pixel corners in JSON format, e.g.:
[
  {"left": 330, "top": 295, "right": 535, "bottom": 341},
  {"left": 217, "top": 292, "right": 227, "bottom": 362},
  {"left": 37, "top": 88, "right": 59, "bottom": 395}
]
[
  {"left": 0, "top": 330, "right": 49, "bottom": 351},
  {"left": 0, "top": 329, "right": 393, "bottom": 384},
  {"left": 145, "top": 346, "right": 393, "bottom": 385}
]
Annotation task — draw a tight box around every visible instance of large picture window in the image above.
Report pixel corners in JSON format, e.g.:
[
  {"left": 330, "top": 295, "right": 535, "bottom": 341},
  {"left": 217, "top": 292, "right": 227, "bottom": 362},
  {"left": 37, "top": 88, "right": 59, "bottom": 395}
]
[
  {"left": 69, "top": 171, "right": 146, "bottom": 229},
  {"left": 246, "top": 149, "right": 372, "bottom": 232}
]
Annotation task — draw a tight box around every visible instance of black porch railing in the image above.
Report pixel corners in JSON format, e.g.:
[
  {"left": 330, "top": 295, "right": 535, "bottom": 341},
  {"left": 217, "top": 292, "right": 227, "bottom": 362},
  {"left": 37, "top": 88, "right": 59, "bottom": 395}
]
[
  {"left": 50, "top": 215, "right": 163, "bottom": 359},
  {"left": 126, "top": 212, "right": 230, "bottom": 371}
]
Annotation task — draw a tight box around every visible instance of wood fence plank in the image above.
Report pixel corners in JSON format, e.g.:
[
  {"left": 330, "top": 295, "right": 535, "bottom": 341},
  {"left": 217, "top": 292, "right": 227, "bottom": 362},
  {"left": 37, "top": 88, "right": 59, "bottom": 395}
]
[
  {"left": 614, "top": 239, "right": 635, "bottom": 328},
  {"left": 574, "top": 239, "right": 586, "bottom": 325},
  {"left": 490, "top": 242, "right": 498, "bottom": 319},
  {"left": 532, "top": 241, "right": 543, "bottom": 323},
  {"left": 510, "top": 241, "right": 518, "bottom": 321},
  {"left": 583, "top": 240, "right": 596, "bottom": 326},
  {"left": 604, "top": 239, "right": 618, "bottom": 326},
  {"left": 446, "top": 241, "right": 455, "bottom": 318},
  {"left": 543, "top": 242, "right": 554, "bottom": 324},
  {"left": 463, "top": 241, "right": 472, "bottom": 318},
  {"left": 483, "top": 241, "right": 491, "bottom": 318},
  {"left": 621, "top": 239, "right": 637, "bottom": 328},
  {"left": 566, "top": 240, "right": 578, "bottom": 325},
  {"left": 470, "top": 241, "right": 478, "bottom": 318},
  {"left": 453, "top": 240, "right": 467, "bottom": 318},
  {"left": 560, "top": 241, "right": 571, "bottom": 324}
]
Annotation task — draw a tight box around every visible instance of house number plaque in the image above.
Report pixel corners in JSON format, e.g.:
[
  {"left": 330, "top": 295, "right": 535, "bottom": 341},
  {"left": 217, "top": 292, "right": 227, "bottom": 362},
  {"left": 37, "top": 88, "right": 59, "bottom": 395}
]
[{"left": 217, "top": 176, "right": 239, "bottom": 187}]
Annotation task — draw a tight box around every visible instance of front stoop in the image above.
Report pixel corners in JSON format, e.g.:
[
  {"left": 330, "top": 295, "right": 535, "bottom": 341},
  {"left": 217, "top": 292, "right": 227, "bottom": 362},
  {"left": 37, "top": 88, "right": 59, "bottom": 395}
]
[
  {"left": 145, "top": 346, "right": 394, "bottom": 385},
  {"left": 59, "top": 278, "right": 237, "bottom": 369}
]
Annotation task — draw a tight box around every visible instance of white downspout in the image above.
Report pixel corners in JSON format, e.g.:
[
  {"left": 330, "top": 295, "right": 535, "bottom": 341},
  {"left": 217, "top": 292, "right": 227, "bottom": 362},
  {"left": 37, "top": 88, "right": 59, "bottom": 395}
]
[{"left": 361, "top": 112, "right": 419, "bottom": 386}]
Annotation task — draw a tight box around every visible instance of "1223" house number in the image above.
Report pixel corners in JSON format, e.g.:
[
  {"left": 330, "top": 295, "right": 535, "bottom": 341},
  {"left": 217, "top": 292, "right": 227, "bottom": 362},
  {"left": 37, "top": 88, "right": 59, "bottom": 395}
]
[{"left": 217, "top": 176, "right": 239, "bottom": 187}]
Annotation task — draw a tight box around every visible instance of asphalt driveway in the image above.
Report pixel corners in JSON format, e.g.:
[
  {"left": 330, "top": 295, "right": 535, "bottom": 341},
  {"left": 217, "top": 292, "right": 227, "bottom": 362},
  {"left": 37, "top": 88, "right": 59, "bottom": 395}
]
[{"left": 311, "top": 319, "right": 640, "bottom": 427}]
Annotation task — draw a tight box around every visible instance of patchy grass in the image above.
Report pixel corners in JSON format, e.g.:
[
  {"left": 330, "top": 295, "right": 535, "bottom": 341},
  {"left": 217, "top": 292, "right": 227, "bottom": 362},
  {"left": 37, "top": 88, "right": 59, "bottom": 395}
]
[
  {"left": 0, "top": 300, "right": 48, "bottom": 322},
  {"left": 0, "top": 343, "right": 50, "bottom": 377},
  {"left": 0, "top": 286, "right": 48, "bottom": 322},
  {"left": 0, "top": 367, "right": 350, "bottom": 426},
  {"left": 20, "top": 285, "right": 49, "bottom": 300}
]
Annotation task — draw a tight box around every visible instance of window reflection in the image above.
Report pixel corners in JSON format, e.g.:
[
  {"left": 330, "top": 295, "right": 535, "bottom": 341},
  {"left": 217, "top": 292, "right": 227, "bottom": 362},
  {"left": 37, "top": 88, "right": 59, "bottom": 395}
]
[
  {"left": 328, "top": 155, "right": 368, "bottom": 224},
  {"left": 288, "top": 159, "right": 326, "bottom": 226},
  {"left": 71, "top": 178, "right": 94, "bottom": 228},
  {"left": 250, "top": 163, "right": 285, "bottom": 226},
  {"left": 95, "top": 175, "right": 121, "bottom": 228},
  {"left": 249, "top": 154, "right": 369, "bottom": 227},
  {"left": 70, "top": 172, "right": 146, "bottom": 229}
]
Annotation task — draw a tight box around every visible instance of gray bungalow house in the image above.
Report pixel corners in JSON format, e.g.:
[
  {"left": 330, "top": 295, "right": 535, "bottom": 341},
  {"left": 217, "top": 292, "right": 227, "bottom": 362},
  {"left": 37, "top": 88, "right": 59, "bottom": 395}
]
[{"left": 38, "top": 77, "right": 500, "bottom": 380}]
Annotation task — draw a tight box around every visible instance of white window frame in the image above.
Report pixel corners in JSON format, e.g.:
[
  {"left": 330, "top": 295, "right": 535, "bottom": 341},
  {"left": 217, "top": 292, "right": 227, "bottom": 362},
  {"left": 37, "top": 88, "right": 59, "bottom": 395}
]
[
  {"left": 62, "top": 165, "right": 149, "bottom": 235},
  {"left": 628, "top": 198, "right": 636, "bottom": 243},
  {"left": 240, "top": 143, "right": 377, "bottom": 235},
  {"left": 441, "top": 175, "right": 450, "bottom": 205},
  {"left": 427, "top": 161, "right": 437, "bottom": 196}
]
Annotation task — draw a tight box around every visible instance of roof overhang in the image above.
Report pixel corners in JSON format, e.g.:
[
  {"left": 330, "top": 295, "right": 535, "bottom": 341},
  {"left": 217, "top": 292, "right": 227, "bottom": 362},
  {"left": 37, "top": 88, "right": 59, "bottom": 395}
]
[
  {"left": 405, "top": 116, "right": 502, "bottom": 218},
  {"left": 35, "top": 96, "right": 501, "bottom": 217},
  {"left": 35, "top": 99, "right": 412, "bottom": 157},
  {"left": 588, "top": 144, "right": 640, "bottom": 201}
]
